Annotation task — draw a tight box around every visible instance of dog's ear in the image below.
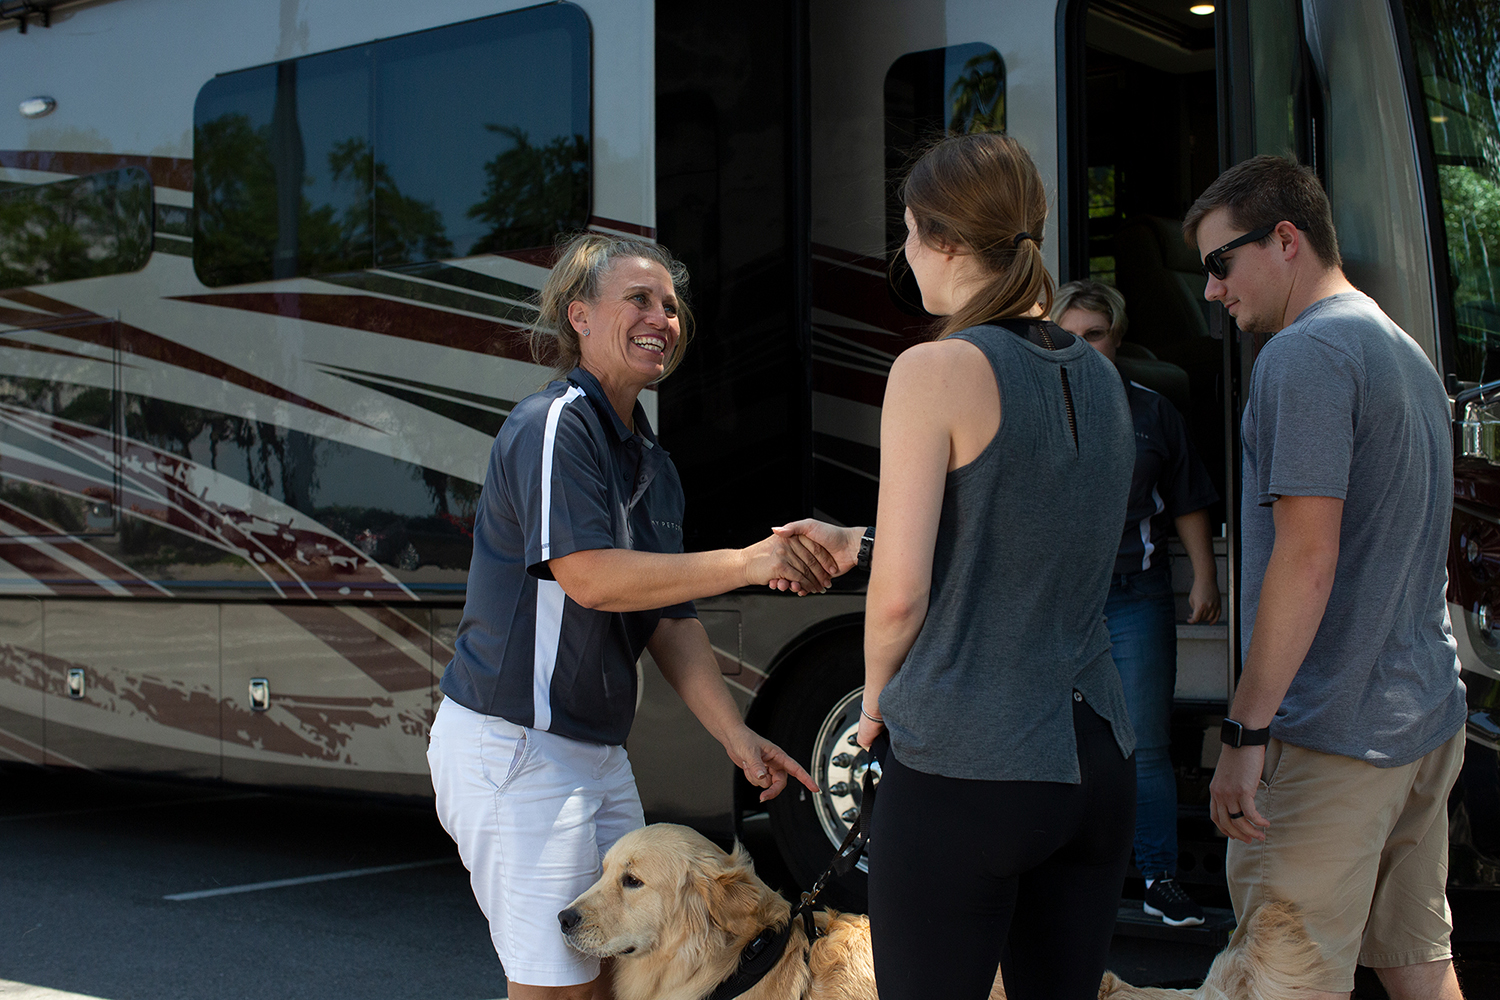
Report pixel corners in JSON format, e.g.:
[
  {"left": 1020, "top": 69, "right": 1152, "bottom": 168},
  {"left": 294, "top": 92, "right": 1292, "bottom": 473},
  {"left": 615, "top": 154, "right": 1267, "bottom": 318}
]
[{"left": 694, "top": 842, "right": 768, "bottom": 935}]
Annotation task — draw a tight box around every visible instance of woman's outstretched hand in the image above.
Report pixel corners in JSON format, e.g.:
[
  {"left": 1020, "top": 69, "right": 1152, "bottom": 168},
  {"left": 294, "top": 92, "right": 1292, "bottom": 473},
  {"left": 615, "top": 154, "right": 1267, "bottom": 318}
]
[
  {"left": 742, "top": 530, "right": 839, "bottom": 595},
  {"left": 764, "top": 520, "right": 866, "bottom": 593},
  {"left": 723, "top": 725, "right": 819, "bottom": 802}
]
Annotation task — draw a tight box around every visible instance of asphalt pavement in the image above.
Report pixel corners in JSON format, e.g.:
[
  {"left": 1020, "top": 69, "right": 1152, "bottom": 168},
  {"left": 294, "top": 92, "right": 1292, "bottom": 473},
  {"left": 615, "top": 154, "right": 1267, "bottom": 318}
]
[
  {"left": 3, "top": 765, "right": 1498, "bottom": 999},
  {"left": 0, "top": 766, "right": 501, "bottom": 1000}
]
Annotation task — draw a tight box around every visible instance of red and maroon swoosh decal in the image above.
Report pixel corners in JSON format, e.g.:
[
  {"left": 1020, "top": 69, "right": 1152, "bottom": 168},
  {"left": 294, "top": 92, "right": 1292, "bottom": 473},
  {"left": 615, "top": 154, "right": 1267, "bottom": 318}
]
[
  {"left": 0, "top": 302, "right": 93, "bottom": 330},
  {"left": 171, "top": 291, "right": 532, "bottom": 362},
  {"left": 0, "top": 150, "right": 193, "bottom": 191},
  {"left": 589, "top": 216, "right": 656, "bottom": 239},
  {"left": 0, "top": 406, "right": 415, "bottom": 601},
  {"left": 811, "top": 247, "right": 929, "bottom": 347},
  {"left": 1, "top": 289, "right": 94, "bottom": 315},
  {"left": 810, "top": 244, "right": 932, "bottom": 408},
  {"left": 0, "top": 291, "right": 372, "bottom": 429},
  {"left": 489, "top": 216, "right": 657, "bottom": 267},
  {"left": 0, "top": 337, "right": 117, "bottom": 365},
  {"left": 0, "top": 501, "right": 167, "bottom": 597},
  {"left": 0, "top": 725, "right": 42, "bottom": 764},
  {"left": 273, "top": 605, "right": 431, "bottom": 694},
  {"left": 0, "top": 642, "right": 46, "bottom": 693}
]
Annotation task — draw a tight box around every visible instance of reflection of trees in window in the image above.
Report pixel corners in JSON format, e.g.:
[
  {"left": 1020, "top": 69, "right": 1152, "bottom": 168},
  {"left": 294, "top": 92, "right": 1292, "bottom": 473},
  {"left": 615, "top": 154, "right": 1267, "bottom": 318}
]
[
  {"left": 948, "top": 50, "right": 1005, "bottom": 135},
  {"left": 0, "top": 377, "right": 113, "bottom": 430},
  {"left": 466, "top": 125, "right": 590, "bottom": 254},
  {"left": 126, "top": 396, "right": 475, "bottom": 571},
  {"left": 0, "top": 375, "right": 116, "bottom": 534},
  {"left": 194, "top": 112, "right": 355, "bottom": 285},
  {"left": 329, "top": 139, "right": 454, "bottom": 265},
  {"left": 126, "top": 396, "right": 319, "bottom": 512},
  {"left": 0, "top": 169, "right": 151, "bottom": 290},
  {"left": 194, "top": 115, "right": 458, "bottom": 284},
  {"left": 1406, "top": 0, "right": 1500, "bottom": 378}
]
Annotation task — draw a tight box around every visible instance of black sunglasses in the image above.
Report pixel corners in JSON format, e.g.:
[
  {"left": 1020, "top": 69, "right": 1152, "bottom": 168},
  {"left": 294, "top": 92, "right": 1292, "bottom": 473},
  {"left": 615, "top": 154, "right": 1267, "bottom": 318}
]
[{"left": 1201, "top": 221, "right": 1307, "bottom": 279}]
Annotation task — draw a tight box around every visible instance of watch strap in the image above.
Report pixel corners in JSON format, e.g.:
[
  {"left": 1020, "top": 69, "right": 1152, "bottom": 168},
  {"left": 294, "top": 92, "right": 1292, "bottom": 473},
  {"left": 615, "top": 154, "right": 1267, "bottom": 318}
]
[
  {"left": 1221, "top": 718, "right": 1271, "bottom": 748},
  {"left": 856, "top": 525, "right": 875, "bottom": 571}
]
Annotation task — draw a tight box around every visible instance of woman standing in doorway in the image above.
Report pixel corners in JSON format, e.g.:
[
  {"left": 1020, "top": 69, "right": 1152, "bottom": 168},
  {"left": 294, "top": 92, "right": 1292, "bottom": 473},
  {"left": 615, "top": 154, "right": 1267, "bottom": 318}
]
[
  {"left": 857, "top": 134, "right": 1138, "bottom": 1000},
  {"left": 1056, "top": 279, "right": 1220, "bottom": 929}
]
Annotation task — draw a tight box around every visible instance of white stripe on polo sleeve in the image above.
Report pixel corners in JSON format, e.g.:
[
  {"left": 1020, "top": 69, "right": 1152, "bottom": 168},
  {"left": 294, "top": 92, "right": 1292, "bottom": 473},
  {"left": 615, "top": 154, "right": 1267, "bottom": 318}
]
[
  {"left": 533, "top": 385, "right": 585, "bottom": 732},
  {"left": 1139, "top": 484, "right": 1165, "bottom": 572}
]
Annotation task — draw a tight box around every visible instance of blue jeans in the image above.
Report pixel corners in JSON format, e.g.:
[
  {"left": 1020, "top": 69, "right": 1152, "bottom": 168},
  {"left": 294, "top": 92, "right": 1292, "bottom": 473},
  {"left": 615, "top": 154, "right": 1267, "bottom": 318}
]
[{"left": 1103, "top": 562, "right": 1179, "bottom": 880}]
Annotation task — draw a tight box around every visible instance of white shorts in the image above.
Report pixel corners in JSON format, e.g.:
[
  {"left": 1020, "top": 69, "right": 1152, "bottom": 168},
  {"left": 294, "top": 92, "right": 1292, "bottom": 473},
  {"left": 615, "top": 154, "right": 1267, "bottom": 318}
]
[{"left": 428, "top": 696, "right": 644, "bottom": 987}]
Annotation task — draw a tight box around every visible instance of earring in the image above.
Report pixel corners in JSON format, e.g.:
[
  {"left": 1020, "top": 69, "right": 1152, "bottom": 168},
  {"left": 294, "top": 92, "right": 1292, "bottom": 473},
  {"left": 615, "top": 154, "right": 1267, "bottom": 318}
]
[{"left": 581, "top": 328, "right": 590, "bottom": 336}]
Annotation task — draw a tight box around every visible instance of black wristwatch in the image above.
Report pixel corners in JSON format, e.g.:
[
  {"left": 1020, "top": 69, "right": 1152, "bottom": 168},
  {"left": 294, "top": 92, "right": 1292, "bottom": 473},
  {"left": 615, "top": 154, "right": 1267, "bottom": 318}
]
[
  {"left": 1220, "top": 718, "right": 1271, "bottom": 748},
  {"left": 856, "top": 525, "right": 875, "bottom": 571}
]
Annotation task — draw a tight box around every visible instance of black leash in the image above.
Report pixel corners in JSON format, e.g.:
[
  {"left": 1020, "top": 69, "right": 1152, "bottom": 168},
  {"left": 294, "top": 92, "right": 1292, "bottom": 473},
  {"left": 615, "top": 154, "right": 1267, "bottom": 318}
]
[{"left": 700, "top": 736, "right": 884, "bottom": 1000}]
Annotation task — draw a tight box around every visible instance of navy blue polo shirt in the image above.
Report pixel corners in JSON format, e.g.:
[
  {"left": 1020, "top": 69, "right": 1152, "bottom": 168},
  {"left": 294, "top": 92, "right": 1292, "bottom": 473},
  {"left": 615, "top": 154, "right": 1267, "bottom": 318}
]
[
  {"left": 1114, "top": 376, "right": 1218, "bottom": 576},
  {"left": 439, "top": 367, "right": 696, "bottom": 745}
]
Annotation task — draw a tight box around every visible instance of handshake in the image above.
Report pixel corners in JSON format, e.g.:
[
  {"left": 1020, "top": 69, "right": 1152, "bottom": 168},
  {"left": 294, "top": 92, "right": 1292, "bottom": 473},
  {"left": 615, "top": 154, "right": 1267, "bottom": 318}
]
[{"left": 746, "top": 519, "right": 868, "bottom": 597}]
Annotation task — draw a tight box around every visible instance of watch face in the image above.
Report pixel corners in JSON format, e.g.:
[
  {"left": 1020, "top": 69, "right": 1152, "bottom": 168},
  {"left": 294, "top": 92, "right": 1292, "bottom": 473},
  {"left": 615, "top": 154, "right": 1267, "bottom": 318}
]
[{"left": 1221, "top": 719, "right": 1243, "bottom": 747}]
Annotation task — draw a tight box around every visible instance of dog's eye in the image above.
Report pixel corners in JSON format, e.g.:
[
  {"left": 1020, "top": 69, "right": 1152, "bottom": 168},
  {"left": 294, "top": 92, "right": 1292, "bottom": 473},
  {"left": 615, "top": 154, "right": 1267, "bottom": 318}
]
[{"left": 621, "top": 872, "right": 644, "bottom": 889}]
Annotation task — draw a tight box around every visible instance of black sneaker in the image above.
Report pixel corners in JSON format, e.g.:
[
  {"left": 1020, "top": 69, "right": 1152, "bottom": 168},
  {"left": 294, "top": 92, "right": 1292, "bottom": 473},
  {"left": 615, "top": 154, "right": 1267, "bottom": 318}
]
[{"left": 1143, "top": 878, "right": 1205, "bottom": 927}]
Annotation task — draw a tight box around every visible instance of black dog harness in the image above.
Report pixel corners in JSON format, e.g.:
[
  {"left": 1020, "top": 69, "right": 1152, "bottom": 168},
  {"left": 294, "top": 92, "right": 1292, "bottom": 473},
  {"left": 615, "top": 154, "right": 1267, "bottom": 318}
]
[{"left": 702, "top": 919, "right": 798, "bottom": 1000}]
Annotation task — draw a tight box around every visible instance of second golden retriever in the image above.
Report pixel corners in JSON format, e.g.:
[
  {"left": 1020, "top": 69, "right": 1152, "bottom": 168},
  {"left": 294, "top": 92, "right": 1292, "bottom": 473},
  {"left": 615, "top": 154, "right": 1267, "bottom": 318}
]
[{"left": 559, "top": 822, "right": 1317, "bottom": 1000}]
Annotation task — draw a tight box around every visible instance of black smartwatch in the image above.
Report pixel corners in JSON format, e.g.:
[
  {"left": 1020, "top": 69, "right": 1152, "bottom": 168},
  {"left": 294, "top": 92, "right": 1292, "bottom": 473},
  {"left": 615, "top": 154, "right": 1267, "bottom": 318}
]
[
  {"left": 1220, "top": 718, "right": 1271, "bottom": 748},
  {"left": 856, "top": 525, "right": 875, "bottom": 570}
]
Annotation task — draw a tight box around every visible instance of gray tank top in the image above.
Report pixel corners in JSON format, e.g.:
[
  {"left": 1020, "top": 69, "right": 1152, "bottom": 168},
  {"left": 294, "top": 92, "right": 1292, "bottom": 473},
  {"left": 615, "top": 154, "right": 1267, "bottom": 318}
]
[{"left": 878, "top": 321, "right": 1137, "bottom": 782}]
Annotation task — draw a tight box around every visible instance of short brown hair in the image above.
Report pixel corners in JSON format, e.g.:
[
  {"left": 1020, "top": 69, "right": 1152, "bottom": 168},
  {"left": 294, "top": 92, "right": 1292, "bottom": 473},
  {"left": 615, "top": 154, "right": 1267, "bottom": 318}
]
[
  {"left": 1054, "top": 280, "right": 1127, "bottom": 339},
  {"left": 901, "top": 132, "right": 1053, "bottom": 338},
  {"left": 530, "top": 232, "right": 694, "bottom": 381},
  {"left": 1182, "top": 155, "right": 1341, "bottom": 270}
]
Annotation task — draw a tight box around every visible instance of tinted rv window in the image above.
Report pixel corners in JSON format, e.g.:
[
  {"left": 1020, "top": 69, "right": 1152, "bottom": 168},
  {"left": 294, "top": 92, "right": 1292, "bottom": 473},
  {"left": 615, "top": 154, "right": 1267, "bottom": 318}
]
[
  {"left": 193, "top": 3, "right": 590, "bottom": 287},
  {"left": 0, "top": 168, "right": 153, "bottom": 289},
  {"left": 194, "top": 46, "right": 375, "bottom": 286},
  {"left": 1404, "top": 0, "right": 1500, "bottom": 383},
  {"left": 884, "top": 43, "right": 1006, "bottom": 307}
]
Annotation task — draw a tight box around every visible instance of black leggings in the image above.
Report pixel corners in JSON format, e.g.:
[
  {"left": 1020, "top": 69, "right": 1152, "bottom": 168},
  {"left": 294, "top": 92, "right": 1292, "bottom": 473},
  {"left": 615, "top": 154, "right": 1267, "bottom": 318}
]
[{"left": 867, "top": 699, "right": 1136, "bottom": 1000}]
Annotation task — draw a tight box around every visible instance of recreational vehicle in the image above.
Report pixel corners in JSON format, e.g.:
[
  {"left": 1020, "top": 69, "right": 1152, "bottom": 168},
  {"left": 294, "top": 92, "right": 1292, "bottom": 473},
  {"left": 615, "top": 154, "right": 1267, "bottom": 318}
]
[{"left": 2, "top": 0, "right": 1498, "bottom": 908}]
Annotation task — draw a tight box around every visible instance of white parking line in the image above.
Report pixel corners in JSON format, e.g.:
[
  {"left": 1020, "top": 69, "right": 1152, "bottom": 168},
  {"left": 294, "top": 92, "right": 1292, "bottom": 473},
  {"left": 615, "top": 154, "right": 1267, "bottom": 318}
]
[
  {"left": 164, "top": 858, "right": 457, "bottom": 900},
  {"left": 0, "top": 792, "right": 267, "bottom": 823}
]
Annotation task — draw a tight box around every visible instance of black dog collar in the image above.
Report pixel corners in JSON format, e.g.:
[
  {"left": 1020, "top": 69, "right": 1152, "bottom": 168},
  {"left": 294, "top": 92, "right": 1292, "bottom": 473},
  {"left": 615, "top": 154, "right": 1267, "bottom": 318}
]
[{"left": 702, "top": 919, "right": 795, "bottom": 1000}]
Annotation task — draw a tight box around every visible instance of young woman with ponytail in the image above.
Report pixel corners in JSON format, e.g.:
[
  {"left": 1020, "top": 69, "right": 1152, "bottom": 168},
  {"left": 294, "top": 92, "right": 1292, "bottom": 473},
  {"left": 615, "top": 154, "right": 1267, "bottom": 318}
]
[{"left": 853, "top": 133, "right": 1140, "bottom": 1000}]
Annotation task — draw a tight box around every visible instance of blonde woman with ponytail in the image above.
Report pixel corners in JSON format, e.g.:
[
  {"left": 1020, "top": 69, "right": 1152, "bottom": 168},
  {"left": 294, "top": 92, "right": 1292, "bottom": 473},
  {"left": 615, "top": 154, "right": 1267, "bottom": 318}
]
[{"left": 853, "top": 133, "right": 1139, "bottom": 1000}]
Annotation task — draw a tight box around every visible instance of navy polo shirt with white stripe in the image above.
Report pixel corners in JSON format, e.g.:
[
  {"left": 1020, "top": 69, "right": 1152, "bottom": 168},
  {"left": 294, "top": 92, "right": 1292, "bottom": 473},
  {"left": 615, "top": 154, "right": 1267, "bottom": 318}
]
[
  {"left": 1114, "top": 378, "right": 1218, "bottom": 576},
  {"left": 439, "top": 367, "right": 695, "bottom": 745}
]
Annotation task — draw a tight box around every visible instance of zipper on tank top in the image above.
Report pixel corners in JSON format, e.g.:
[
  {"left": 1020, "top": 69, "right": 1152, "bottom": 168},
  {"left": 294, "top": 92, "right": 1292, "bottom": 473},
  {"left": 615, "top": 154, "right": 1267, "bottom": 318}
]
[{"left": 1036, "top": 324, "right": 1080, "bottom": 450}]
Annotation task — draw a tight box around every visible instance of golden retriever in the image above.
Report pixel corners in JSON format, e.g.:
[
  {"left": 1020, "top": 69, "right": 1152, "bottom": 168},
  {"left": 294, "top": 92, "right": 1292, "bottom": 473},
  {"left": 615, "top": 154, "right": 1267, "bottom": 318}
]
[
  {"left": 559, "top": 823, "right": 1316, "bottom": 1000},
  {"left": 1096, "top": 899, "right": 1322, "bottom": 1000}
]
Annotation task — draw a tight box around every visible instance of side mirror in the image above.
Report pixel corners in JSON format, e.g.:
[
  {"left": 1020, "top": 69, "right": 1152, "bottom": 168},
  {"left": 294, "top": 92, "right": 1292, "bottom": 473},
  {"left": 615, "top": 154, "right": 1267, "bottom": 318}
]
[{"left": 1462, "top": 400, "right": 1500, "bottom": 465}]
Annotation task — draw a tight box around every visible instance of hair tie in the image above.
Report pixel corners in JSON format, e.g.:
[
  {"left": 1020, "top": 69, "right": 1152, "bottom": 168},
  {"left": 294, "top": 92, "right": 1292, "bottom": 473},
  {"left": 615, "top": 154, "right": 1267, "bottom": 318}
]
[{"left": 1013, "top": 231, "right": 1038, "bottom": 248}]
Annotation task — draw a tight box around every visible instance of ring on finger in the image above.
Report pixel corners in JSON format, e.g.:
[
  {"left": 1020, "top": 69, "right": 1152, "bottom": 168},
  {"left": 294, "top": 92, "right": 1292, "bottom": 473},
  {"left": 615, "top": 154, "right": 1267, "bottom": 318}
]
[{"left": 1228, "top": 810, "right": 1244, "bottom": 820}]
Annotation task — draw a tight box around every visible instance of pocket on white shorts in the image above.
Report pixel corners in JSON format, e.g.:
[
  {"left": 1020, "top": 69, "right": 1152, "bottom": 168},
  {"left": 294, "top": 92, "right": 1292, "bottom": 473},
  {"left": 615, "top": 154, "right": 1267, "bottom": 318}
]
[{"left": 479, "top": 717, "right": 531, "bottom": 792}]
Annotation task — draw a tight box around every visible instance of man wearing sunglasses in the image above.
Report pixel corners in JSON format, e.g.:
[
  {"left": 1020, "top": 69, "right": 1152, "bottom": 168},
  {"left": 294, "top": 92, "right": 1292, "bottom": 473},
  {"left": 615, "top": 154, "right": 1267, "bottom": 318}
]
[{"left": 1182, "top": 155, "right": 1466, "bottom": 1000}]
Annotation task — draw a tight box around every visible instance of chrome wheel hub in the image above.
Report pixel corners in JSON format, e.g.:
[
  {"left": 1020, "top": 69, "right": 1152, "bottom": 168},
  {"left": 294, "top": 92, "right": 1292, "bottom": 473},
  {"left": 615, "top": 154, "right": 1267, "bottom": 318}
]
[{"left": 810, "top": 686, "right": 879, "bottom": 873}]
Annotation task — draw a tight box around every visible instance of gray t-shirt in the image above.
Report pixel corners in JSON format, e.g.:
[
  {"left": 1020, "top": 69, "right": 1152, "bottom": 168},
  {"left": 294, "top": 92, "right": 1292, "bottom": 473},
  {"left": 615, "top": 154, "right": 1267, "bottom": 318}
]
[{"left": 1239, "top": 292, "right": 1464, "bottom": 766}]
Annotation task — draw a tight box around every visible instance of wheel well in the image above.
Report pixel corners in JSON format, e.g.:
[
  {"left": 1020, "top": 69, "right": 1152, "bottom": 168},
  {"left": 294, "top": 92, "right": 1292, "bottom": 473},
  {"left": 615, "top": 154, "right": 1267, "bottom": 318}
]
[
  {"left": 737, "top": 616, "right": 864, "bottom": 816},
  {"left": 743, "top": 614, "right": 864, "bottom": 735}
]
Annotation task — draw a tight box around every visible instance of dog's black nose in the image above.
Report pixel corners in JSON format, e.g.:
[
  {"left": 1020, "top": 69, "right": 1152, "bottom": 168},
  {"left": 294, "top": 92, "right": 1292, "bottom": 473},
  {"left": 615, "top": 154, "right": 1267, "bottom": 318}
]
[{"left": 559, "top": 907, "right": 582, "bottom": 933}]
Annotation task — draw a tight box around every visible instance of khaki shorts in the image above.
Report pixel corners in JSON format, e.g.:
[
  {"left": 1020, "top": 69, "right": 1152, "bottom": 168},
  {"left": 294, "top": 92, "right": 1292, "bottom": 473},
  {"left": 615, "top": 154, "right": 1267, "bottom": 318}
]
[{"left": 1226, "top": 728, "right": 1465, "bottom": 994}]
